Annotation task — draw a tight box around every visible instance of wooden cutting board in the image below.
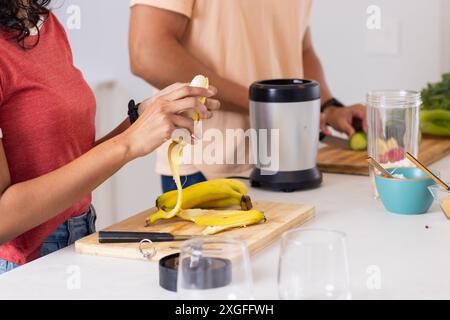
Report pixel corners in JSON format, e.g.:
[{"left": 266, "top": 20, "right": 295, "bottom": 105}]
[
  {"left": 75, "top": 201, "right": 314, "bottom": 262},
  {"left": 318, "top": 136, "right": 450, "bottom": 176}
]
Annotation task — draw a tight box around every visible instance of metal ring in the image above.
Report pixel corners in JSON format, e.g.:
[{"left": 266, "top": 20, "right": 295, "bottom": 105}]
[{"left": 139, "top": 239, "right": 157, "bottom": 260}]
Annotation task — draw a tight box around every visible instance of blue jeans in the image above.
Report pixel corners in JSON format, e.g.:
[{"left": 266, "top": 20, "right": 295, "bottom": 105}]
[
  {"left": 161, "top": 172, "right": 207, "bottom": 193},
  {"left": 0, "top": 205, "right": 96, "bottom": 275}
]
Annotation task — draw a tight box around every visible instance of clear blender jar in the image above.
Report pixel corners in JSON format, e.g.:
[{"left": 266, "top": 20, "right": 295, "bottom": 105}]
[{"left": 367, "top": 90, "right": 421, "bottom": 196}]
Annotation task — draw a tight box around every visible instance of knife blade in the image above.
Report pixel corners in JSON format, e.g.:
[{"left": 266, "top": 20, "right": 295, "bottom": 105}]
[
  {"left": 98, "top": 231, "right": 197, "bottom": 243},
  {"left": 321, "top": 117, "right": 363, "bottom": 150},
  {"left": 321, "top": 135, "right": 350, "bottom": 150}
]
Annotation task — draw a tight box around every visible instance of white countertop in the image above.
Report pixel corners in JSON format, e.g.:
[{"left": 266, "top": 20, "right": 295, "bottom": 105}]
[{"left": 1, "top": 157, "right": 449, "bottom": 300}]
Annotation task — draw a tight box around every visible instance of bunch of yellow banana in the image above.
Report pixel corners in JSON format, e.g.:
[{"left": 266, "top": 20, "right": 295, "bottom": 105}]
[
  {"left": 145, "top": 75, "right": 266, "bottom": 235},
  {"left": 155, "top": 179, "right": 251, "bottom": 210},
  {"left": 146, "top": 179, "right": 254, "bottom": 223},
  {"left": 147, "top": 179, "right": 265, "bottom": 235}
]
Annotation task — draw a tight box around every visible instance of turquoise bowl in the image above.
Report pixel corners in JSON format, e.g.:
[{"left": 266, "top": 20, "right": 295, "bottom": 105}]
[{"left": 375, "top": 167, "right": 437, "bottom": 215}]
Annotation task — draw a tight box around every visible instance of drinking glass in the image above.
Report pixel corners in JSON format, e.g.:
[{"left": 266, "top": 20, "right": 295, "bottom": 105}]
[
  {"left": 367, "top": 90, "right": 421, "bottom": 195},
  {"left": 428, "top": 184, "right": 450, "bottom": 217},
  {"left": 278, "top": 228, "right": 351, "bottom": 300},
  {"left": 177, "top": 235, "right": 253, "bottom": 300}
]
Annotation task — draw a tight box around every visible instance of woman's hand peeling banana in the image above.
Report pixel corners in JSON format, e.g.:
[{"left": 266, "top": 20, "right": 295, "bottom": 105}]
[
  {"left": 145, "top": 76, "right": 267, "bottom": 235},
  {"left": 151, "top": 75, "right": 210, "bottom": 222}
]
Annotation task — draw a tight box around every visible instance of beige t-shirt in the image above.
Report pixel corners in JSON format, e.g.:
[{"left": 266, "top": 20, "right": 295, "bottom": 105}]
[{"left": 130, "top": 0, "right": 313, "bottom": 179}]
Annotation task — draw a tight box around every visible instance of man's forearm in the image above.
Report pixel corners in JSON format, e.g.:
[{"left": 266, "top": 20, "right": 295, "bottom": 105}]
[
  {"left": 130, "top": 37, "right": 248, "bottom": 113},
  {"left": 303, "top": 47, "right": 334, "bottom": 104}
]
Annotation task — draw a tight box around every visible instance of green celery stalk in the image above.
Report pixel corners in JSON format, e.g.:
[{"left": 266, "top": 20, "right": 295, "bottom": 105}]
[{"left": 420, "top": 110, "right": 450, "bottom": 136}]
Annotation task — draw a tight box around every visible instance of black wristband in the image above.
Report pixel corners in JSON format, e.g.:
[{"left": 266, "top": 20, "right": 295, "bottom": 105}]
[
  {"left": 319, "top": 98, "right": 344, "bottom": 141},
  {"left": 321, "top": 98, "right": 344, "bottom": 113},
  {"left": 128, "top": 99, "right": 140, "bottom": 124}
]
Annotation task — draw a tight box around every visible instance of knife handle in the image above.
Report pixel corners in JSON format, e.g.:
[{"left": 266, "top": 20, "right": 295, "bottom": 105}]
[
  {"left": 352, "top": 117, "right": 363, "bottom": 132},
  {"left": 98, "top": 231, "right": 175, "bottom": 243}
]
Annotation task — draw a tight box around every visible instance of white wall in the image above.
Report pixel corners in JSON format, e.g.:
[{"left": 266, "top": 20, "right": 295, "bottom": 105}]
[
  {"left": 309, "top": 0, "right": 447, "bottom": 103},
  {"left": 51, "top": 0, "right": 449, "bottom": 228}
]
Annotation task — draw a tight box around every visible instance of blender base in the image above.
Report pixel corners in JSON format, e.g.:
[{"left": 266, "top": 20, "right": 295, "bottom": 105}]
[{"left": 250, "top": 167, "right": 322, "bottom": 192}]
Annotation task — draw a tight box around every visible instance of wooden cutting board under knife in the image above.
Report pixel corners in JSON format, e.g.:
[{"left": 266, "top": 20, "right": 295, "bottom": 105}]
[
  {"left": 75, "top": 200, "right": 315, "bottom": 262},
  {"left": 318, "top": 135, "right": 450, "bottom": 176}
]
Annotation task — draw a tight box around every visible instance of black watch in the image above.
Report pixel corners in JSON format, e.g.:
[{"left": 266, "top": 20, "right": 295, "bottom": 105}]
[
  {"left": 128, "top": 99, "right": 140, "bottom": 124},
  {"left": 321, "top": 98, "right": 344, "bottom": 113},
  {"left": 319, "top": 98, "right": 344, "bottom": 141}
]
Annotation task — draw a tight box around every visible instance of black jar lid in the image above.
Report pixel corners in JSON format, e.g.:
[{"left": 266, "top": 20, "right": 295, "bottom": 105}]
[
  {"left": 159, "top": 253, "right": 232, "bottom": 292},
  {"left": 249, "top": 79, "right": 320, "bottom": 103}
]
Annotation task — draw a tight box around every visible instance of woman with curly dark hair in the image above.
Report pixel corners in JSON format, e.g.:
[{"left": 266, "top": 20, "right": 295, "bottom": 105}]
[{"left": 0, "top": 0, "right": 220, "bottom": 273}]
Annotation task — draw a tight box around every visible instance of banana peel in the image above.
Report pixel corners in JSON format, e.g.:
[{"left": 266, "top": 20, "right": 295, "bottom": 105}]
[
  {"left": 161, "top": 140, "right": 185, "bottom": 220},
  {"left": 158, "top": 75, "right": 209, "bottom": 221},
  {"left": 178, "top": 209, "right": 266, "bottom": 235}
]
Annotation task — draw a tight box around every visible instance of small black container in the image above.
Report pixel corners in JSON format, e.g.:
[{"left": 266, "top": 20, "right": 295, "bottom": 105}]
[{"left": 159, "top": 253, "right": 232, "bottom": 292}]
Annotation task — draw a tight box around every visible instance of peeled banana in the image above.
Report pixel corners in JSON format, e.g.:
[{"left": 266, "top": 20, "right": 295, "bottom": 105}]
[
  {"left": 183, "top": 75, "right": 209, "bottom": 121},
  {"left": 178, "top": 209, "right": 266, "bottom": 235}
]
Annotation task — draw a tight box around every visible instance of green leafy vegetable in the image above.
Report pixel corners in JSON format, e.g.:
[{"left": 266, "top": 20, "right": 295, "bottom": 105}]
[{"left": 421, "top": 73, "right": 450, "bottom": 111}]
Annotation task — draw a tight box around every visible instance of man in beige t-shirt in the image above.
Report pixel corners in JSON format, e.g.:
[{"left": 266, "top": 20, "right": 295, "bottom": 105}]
[{"left": 129, "top": 0, "right": 367, "bottom": 192}]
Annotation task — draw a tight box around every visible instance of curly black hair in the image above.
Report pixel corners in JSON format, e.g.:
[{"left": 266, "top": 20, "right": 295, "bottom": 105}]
[{"left": 0, "top": 0, "right": 51, "bottom": 49}]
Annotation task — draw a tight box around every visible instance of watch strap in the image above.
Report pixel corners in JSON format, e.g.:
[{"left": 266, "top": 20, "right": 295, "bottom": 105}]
[
  {"left": 321, "top": 98, "right": 344, "bottom": 113},
  {"left": 128, "top": 100, "right": 140, "bottom": 124},
  {"left": 319, "top": 98, "right": 344, "bottom": 140}
]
